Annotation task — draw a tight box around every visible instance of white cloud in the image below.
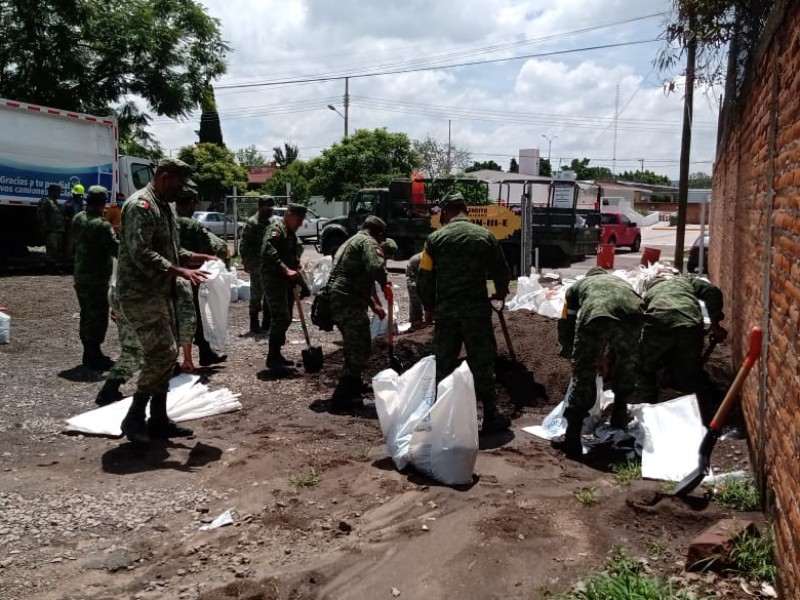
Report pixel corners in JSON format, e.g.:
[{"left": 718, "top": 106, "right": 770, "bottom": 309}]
[{"left": 149, "top": 0, "right": 717, "bottom": 178}]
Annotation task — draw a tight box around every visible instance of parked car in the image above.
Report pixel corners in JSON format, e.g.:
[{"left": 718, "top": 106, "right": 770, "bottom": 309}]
[
  {"left": 600, "top": 212, "right": 641, "bottom": 251},
  {"left": 272, "top": 206, "right": 328, "bottom": 241},
  {"left": 193, "top": 212, "right": 244, "bottom": 238},
  {"left": 687, "top": 234, "right": 710, "bottom": 274}
]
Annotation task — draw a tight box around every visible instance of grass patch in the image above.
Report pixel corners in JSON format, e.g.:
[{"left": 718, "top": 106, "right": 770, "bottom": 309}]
[
  {"left": 712, "top": 476, "right": 759, "bottom": 511},
  {"left": 290, "top": 468, "right": 320, "bottom": 488},
  {"left": 574, "top": 487, "right": 598, "bottom": 506},
  {"left": 559, "top": 549, "right": 700, "bottom": 600},
  {"left": 727, "top": 530, "right": 778, "bottom": 584},
  {"left": 660, "top": 480, "right": 677, "bottom": 493},
  {"left": 646, "top": 540, "right": 669, "bottom": 559},
  {"left": 611, "top": 462, "right": 642, "bottom": 486}
]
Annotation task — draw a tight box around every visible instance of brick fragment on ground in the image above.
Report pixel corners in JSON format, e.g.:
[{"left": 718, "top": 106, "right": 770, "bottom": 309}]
[{"left": 686, "top": 518, "right": 759, "bottom": 572}]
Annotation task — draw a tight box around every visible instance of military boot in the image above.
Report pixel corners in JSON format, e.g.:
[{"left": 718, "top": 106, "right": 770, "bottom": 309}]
[
  {"left": 147, "top": 393, "right": 193, "bottom": 438},
  {"left": 552, "top": 418, "right": 584, "bottom": 459},
  {"left": 83, "top": 344, "right": 113, "bottom": 370},
  {"left": 481, "top": 404, "right": 511, "bottom": 434},
  {"left": 249, "top": 311, "right": 262, "bottom": 335},
  {"left": 266, "top": 342, "right": 291, "bottom": 372},
  {"left": 197, "top": 338, "right": 227, "bottom": 367},
  {"left": 329, "top": 376, "right": 363, "bottom": 414},
  {"left": 610, "top": 401, "right": 631, "bottom": 430},
  {"left": 96, "top": 378, "right": 125, "bottom": 406},
  {"left": 120, "top": 393, "right": 151, "bottom": 444}
]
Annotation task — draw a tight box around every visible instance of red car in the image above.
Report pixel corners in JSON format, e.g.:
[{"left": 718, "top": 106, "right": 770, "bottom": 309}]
[{"left": 600, "top": 212, "right": 642, "bottom": 251}]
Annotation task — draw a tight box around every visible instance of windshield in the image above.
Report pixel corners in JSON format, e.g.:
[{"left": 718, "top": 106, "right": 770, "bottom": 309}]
[{"left": 131, "top": 162, "right": 154, "bottom": 190}]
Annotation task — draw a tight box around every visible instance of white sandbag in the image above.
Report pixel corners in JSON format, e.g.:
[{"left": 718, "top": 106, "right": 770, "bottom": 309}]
[
  {"left": 370, "top": 283, "right": 399, "bottom": 339},
  {"left": 374, "top": 357, "right": 479, "bottom": 486},
  {"left": 630, "top": 394, "right": 706, "bottom": 482},
  {"left": 237, "top": 280, "right": 251, "bottom": 302},
  {"left": 374, "top": 356, "right": 437, "bottom": 471},
  {"left": 0, "top": 311, "right": 9, "bottom": 344},
  {"left": 309, "top": 256, "right": 332, "bottom": 295},
  {"left": 198, "top": 259, "right": 230, "bottom": 353},
  {"left": 407, "top": 361, "right": 479, "bottom": 486},
  {"left": 64, "top": 375, "right": 242, "bottom": 436},
  {"left": 507, "top": 275, "right": 544, "bottom": 312},
  {"left": 522, "top": 376, "right": 609, "bottom": 441}
]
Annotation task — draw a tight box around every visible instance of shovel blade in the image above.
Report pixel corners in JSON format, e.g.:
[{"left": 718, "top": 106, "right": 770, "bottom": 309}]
[
  {"left": 673, "top": 430, "right": 716, "bottom": 498},
  {"left": 389, "top": 350, "right": 406, "bottom": 374},
  {"left": 302, "top": 346, "right": 323, "bottom": 373}
]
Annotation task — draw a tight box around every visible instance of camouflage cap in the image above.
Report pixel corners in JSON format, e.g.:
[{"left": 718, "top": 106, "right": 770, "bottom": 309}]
[
  {"left": 156, "top": 157, "right": 194, "bottom": 184},
  {"left": 380, "top": 238, "right": 398, "bottom": 258},
  {"left": 259, "top": 194, "right": 275, "bottom": 208},
  {"left": 286, "top": 203, "right": 308, "bottom": 217},
  {"left": 362, "top": 215, "right": 387, "bottom": 234},
  {"left": 440, "top": 190, "right": 466, "bottom": 207},
  {"left": 86, "top": 185, "right": 108, "bottom": 201},
  {"left": 585, "top": 267, "right": 607, "bottom": 277}
]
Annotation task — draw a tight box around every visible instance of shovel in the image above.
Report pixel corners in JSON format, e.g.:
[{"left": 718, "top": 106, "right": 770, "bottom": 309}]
[
  {"left": 293, "top": 286, "right": 323, "bottom": 373},
  {"left": 674, "top": 326, "right": 762, "bottom": 498},
  {"left": 491, "top": 300, "right": 541, "bottom": 410},
  {"left": 383, "top": 283, "right": 405, "bottom": 373}
]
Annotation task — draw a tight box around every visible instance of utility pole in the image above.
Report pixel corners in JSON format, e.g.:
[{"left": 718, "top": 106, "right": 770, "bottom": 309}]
[
  {"left": 639, "top": 158, "right": 645, "bottom": 175},
  {"left": 674, "top": 29, "right": 697, "bottom": 271},
  {"left": 542, "top": 134, "right": 557, "bottom": 162},
  {"left": 344, "top": 77, "right": 349, "bottom": 139},
  {"left": 612, "top": 84, "right": 620, "bottom": 175},
  {"left": 447, "top": 119, "right": 452, "bottom": 174}
]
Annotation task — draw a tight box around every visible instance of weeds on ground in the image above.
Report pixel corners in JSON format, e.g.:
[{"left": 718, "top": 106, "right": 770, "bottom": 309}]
[
  {"left": 727, "top": 530, "right": 778, "bottom": 584},
  {"left": 354, "top": 447, "right": 372, "bottom": 462},
  {"left": 559, "top": 548, "right": 702, "bottom": 600},
  {"left": 573, "top": 488, "right": 598, "bottom": 506},
  {"left": 646, "top": 540, "right": 669, "bottom": 559},
  {"left": 290, "top": 468, "right": 320, "bottom": 487},
  {"left": 611, "top": 462, "right": 642, "bottom": 486},
  {"left": 712, "top": 476, "right": 759, "bottom": 511},
  {"left": 660, "top": 480, "right": 677, "bottom": 493}
]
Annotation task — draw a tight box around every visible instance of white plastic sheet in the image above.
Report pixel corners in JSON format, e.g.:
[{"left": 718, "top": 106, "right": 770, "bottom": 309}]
[
  {"left": 522, "top": 377, "right": 609, "bottom": 443},
  {"left": 198, "top": 260, "right": 230, "bottom": 353},
  {"left": 0, "top": 311, "right": 9, "bottom": 344},
  {"left": 309, "top": 256, "right": 332, "bottom": 295},
  {"left": 64, "top": 374, "right": 242, "bottom": 436},
  {"left": 374, "top": 356, "right": 479, "bottom": 486}
]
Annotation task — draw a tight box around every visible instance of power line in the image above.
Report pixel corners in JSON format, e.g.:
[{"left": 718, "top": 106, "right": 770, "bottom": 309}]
[{"left": 216, "top": 39, "right": 661, "bottom": 90}]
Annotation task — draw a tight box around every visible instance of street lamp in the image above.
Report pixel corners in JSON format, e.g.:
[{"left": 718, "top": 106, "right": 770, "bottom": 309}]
[
  {"left": 541, "top": 134, "right": 558, "bottom": 162},
  {"left": 327, "top": 104, "right": 347, "bottom": 139}
]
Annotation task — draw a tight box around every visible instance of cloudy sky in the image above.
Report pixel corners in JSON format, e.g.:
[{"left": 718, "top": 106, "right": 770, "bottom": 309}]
[{"left": 150, "top": 0, "right": 720, "bottom": 179}]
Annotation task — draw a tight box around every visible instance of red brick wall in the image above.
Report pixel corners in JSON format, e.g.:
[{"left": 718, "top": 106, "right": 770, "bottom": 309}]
[{"left": 712, "top": 2, "right": 800, "bottom": 595}]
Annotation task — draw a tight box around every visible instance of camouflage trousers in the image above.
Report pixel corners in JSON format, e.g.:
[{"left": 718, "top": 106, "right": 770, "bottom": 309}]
[
  {"left": 331, "top": 297, "right": 371, "bottom": 379},
  {"left": 265, "top": 279, "right": 294, "bottom": 347},
  {"left": 74, "top": 282, "right": 110, "bottom": 346},
  {"left": 44, "top": 232, "right": 63, "bottom": 264},
  {"left": 248, "top": 266, "right": 268, "bottom": 313},
  {"left": 434, "top": 310, "right": 497, "bottom": 407},
  {"left": 119, "top": 294, "right": 178, "bottom": 395},
  {"left": 174, "top": 278, "right": 197, "bottom": 346},
  {"left": 406, "top": 281, "right": 424, "bottom": 324},
  {"left": 636, "top": 322, "right": 705, "bottom": 404},
  {"left": 565, "top": 316, "right": 642, "bottom": 422},
  {"left": 107, "top": 286, "right": 144, "bottom": 382}
]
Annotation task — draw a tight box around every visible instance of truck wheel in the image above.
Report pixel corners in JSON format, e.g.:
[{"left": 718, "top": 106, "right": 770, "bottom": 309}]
[
  {"left": 321, "top": 233, "right": 346, "bottom": 257},
  {"left": 630, "top": 235, "right": 641, "bottom": 252}
]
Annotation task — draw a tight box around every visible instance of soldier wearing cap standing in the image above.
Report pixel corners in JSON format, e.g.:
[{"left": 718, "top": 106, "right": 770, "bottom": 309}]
[
  {"left": 417, "top": 191, "right": 512, "bottom": 433},
  {"left": 260, "top": 203, "right": 307, "bottom": 373},
  {"left": 241, "top": 195, "right": 275, "bottom": 334},
  {"left": 37, "top": 184, "right": 64, "bottom": 270},
  {"left": 327, "top": 216, "right": 389, "bottom": 412},
  {"left": 71, "top": 185, "right": 118, "bottom": 370},
  {"left": 116, "top": 158, "right": 218, "bottom": 444}
]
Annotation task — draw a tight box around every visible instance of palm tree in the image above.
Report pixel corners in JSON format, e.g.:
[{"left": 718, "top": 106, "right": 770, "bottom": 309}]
[{"left": 273, "top": 142, "right": 299, "bottom": 168}]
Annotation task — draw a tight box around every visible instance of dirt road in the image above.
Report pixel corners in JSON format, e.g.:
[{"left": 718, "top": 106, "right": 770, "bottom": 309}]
[{"left": 0, "top": 269, "right": 756, "bottom": 600}]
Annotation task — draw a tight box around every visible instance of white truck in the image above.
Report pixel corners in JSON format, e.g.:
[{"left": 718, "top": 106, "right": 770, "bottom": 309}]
[{"left": 0, "top": 97, "right": 154, "bottom": 267}]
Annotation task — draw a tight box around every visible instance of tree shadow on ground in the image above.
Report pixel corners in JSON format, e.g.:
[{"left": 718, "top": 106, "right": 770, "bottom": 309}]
[{"left": 101, "top": 440, "right": 222, "bottom": 475}]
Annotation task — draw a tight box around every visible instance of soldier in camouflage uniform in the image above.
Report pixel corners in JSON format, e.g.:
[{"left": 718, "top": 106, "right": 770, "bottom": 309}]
[
  {"left": 417, "top": 192, "right": 512, "bottom": 433},
  {"left": 71, "top": 186, "right": 118, "bottom": 370},
  {"left": 261, "top": 204, "right": 306, "bottom": 372},
  {"left": 240, "top": 196, "right": 275, "bottom": 334},
  {"left": 555, "top": 267, "right": 643, "bottom": 458},
  {"left": 174, "top": 188, "right": 228, "bottom": 367},
  {"left": 328, "top": 216, "right": 389, "bottom": 412},
  {"left": 37, "top": 184, "right": 64, "bottom": 270},
  {"left": 636, "top": 273, "right": 727, "bottom": 407},
  {"left": 116, "top": 158, "right": 217, "bottom": 444},
  {"left": 405, "top": 252, "right": 424, "bottom": 328}
]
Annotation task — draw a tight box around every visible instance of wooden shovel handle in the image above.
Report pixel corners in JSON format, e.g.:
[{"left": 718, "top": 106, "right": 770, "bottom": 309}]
[
  {"left": 709, "top": 326, "right": 762, "bottom": 432},
  {"left": 293, "top": 286, "right": 312, "bottom": 347},
  {"left": 384, "top": 283, "right": 394, "bottom": 346}
]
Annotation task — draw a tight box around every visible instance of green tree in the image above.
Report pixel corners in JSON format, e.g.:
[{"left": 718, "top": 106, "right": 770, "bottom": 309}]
[
  {"left": 618, "top": 170, "right": 673, "bottom": 185},
  {"left": 0, "top": 0, "right": 228, "bottom": 138},
  {"left": 313, "top": 129, "right": 420, "bottom": 200},
  {"left": 539, "top": 158, "right": 553, "bottom": 177},
  {"left": 688, "top": 171, "right": 713, "bottom": 188},
  {"left": 116, "top": 101, "right": 164, "bottom": 161},
  {"left": 198, "top": 85, "right": 224, "bottom": 146},
  {"left": 273, "top": 143, "right": 299, "bottom": 168},
  {"left": 412, "top": 135, "right": 471, "bottom": 177},
  {"left": 235, "top": 145, "right": 267, "bottom": 168},
  {"left": 509, "top": 158, "right": 519, "bottom": 173},
  {"left": 465, "top": 160, "right": 502, "bottom": 173},
  {"left": 177, "top": 143, "right": 248, "bottom": 204},
  {"left": 567, "top": 158, "right": 615, "bottom": 180},
  {"left": 264, "top": 159, "right": 319, "bottom": 205}
]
